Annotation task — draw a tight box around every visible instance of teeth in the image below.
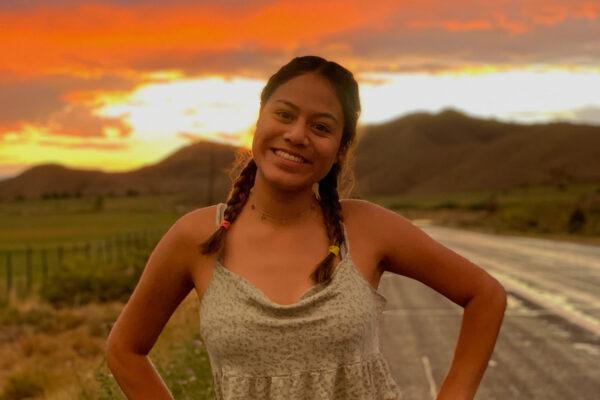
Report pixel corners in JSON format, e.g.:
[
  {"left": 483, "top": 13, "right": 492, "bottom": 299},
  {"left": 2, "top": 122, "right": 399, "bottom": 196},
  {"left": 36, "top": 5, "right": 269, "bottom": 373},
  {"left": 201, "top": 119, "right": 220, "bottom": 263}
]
[{"left": 274, "top": 149, "right": 304, "bottom": 163}]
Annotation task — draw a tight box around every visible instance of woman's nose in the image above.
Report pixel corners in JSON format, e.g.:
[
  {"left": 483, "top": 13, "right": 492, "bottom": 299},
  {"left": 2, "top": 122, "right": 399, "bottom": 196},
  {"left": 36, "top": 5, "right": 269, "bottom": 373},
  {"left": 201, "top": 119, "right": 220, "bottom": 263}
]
[{"left": 283, "top": 120, "right": 309, "bottom": 145}]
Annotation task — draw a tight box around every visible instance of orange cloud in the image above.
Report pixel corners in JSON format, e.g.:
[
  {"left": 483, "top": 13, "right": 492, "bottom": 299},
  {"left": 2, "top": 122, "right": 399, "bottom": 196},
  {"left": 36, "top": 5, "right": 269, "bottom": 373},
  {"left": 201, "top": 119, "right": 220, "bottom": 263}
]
[
  {"left": 0, "top": 0, "right": 397, "bottom": 77},
  {"left": 407, "top": 1, "right": 599, "bottom": 35}
]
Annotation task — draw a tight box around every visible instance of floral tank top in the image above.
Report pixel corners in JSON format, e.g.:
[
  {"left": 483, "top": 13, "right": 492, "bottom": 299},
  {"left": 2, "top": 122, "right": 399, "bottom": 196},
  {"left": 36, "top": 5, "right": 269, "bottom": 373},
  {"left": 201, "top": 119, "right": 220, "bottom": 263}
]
[{"left": 198, "top": 203, "right": 402, "bottom": 399}]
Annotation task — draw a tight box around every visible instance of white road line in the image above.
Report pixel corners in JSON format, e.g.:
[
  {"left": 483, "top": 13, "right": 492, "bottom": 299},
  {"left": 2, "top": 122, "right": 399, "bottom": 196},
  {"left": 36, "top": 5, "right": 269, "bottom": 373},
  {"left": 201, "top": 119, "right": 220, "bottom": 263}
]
[
  {"left": 448, "top": 250, "right": 600, "bottom": 335},
  {"left": 492, "top": 269, "right": 600, "bottom": 336},
  {"left": 457, "top": 248, "right": 600, "bottom": 308},
  {"left": 424, "top": 226, "right": 600, "bottom": 272},
  {"left": 432, "top": 244, "right": 600, "bottom": 336},
  {"left": 421, "top": 355, "right": 437, "bottom": 400}
]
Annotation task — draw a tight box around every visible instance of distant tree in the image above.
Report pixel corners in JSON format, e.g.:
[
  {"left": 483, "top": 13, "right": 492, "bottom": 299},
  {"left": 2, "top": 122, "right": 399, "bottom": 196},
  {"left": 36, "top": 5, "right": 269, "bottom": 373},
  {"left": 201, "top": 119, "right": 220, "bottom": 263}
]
[
  {"left": 485, "top": 195, "right": 499, "bottom": 213},
  {"left": 93, "top": 195, "right": 104, "bottom": 211},
  {"left": 568, "top": 206, "right": 586, "bottom": 233}
]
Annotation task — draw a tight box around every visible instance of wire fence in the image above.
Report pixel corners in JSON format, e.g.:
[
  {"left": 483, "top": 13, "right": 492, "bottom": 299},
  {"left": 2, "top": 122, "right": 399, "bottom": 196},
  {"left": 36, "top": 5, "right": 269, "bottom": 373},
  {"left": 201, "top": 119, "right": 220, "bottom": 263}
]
[{"left": 0, "top": 229, "right": 164, "bottom": 304}]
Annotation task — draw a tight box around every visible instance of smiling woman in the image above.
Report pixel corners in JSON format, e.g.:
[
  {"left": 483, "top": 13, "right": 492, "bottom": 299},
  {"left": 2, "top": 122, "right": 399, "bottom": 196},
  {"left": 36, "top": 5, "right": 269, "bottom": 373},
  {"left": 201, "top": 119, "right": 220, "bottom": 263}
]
[{"left": 106, "top": 55, "right": 506, "bottom": 400}]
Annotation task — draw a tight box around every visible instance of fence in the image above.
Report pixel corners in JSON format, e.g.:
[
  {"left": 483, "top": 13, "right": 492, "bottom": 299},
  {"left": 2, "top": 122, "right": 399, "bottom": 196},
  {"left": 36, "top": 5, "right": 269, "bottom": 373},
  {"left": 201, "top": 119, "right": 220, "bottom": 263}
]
[{"left": 0, "top": 229, "right": 164, "bottom": 304}]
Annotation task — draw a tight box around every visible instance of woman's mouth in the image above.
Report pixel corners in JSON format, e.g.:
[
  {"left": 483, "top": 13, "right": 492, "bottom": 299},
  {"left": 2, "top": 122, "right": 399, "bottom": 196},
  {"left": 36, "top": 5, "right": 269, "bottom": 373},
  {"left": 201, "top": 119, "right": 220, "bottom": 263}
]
[{"left": 272, "top": 149, "right": 308, "bottom": 164}]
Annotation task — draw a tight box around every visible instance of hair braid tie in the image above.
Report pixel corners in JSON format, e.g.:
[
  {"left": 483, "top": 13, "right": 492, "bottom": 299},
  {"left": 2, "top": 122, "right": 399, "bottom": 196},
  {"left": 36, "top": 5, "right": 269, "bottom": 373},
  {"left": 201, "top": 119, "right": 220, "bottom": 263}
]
[
  {"left": 328, "top": 245, "right": 340, "bottom": 256},
  {"left": 220, "top": 220, "right": 231, "bottom": 230}
]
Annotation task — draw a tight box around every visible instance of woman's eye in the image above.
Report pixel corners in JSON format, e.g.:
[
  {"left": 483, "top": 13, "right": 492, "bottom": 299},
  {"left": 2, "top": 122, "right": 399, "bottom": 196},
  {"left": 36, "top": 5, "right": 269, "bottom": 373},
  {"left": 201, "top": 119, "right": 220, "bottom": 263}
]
[
  {"left": 313, "top": 123, "right": 330, "bottom": 133},
  {"left": 276, "top": 111, "right": 292, "bottom": 121}
]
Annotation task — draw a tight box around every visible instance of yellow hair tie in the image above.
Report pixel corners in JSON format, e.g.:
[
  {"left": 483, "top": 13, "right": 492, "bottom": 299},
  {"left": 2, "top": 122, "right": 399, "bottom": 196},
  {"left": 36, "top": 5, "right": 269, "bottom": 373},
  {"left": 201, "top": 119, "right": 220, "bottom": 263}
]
[{"left": 328, "top": 245, "right": 340, "bottom": 256}]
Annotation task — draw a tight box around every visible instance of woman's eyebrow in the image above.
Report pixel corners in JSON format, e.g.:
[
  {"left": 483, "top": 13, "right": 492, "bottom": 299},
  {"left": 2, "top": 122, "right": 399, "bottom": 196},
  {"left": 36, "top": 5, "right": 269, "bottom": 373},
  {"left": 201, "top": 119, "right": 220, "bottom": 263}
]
[{"left": 275, "top": 99, "right": 339, "bottom": 124}]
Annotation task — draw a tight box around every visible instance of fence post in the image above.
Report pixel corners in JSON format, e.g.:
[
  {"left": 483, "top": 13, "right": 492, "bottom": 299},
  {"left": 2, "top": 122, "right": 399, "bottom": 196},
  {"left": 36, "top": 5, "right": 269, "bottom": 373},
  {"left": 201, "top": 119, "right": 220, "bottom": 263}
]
[
  {"left": 106, "top": 239, "right": 112, "bottom": 263},
  {"left": 42, "top": 248, "right": 48, "bottom": 287},
  {"left": 57, "top": 245, "right": 64, "bottom": 267},
  {"left": 6, "top": 251, "right": 12, "bottom": 295},
  {"left": 26, "top": 247, "right": 33, "bottom": 293}
]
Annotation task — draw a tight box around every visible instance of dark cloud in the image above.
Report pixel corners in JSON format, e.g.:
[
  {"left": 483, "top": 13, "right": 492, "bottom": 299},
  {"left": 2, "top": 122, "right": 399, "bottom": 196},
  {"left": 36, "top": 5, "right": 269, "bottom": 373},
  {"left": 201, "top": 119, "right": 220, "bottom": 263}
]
[
  {"left": 129, "top": 47, "right": 287, "bottom": 79},
  {"left": 47, "top": 104, "right": 132, "bottom": 138},
  {"left": 0, "top": 74, "right": 136, "bottom": 135},
  {"left": 316, "top": 15, "right": 600, "bottom": 71}
]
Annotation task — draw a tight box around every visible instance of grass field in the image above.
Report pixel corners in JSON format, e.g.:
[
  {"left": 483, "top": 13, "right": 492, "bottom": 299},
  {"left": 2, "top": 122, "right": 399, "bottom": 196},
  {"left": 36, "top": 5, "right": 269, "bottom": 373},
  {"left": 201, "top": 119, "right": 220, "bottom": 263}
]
[
  {"left": 0, "top": 182, "right": 599, "bottom": 398},
  {"left": 0, "top": 194, "right": 187, "bottom": 250},
  {"left": 370, "top": 182, "right": 600, "bottom": 245}
]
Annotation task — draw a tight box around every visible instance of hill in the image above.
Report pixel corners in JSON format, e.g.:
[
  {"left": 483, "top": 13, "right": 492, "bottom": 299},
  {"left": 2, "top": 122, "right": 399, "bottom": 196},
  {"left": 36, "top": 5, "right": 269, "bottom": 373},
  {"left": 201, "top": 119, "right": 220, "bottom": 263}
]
[
  {"left": 1, "top": 109, "right": 599, "bottom": 201},
  {"left": 353, "top": 109, "right": 600, "bottom": 196},
  {"left": 0, "top": 141, "right": 238, "bottom": 202}
]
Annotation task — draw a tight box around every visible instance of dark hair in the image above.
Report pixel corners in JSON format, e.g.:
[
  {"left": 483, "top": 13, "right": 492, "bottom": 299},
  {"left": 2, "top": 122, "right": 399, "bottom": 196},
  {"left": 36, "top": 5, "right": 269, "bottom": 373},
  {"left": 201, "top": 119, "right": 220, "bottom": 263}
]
[{"left": 199, "top": 55, "right": 361, "bottom": 284}]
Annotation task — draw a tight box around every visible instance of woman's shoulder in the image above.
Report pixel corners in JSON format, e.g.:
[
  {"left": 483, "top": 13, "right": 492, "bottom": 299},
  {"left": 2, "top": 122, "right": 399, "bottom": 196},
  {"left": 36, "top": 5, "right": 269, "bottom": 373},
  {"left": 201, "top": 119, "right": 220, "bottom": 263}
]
[
  {"left": 169, "top": 203, "right": 222, "bottom": 244},
  {"left": 340, "top": 198, "right": 399, "bottom": 221},
  {"left": 340, "top": 198, "right": 413, "bottom": 238}
]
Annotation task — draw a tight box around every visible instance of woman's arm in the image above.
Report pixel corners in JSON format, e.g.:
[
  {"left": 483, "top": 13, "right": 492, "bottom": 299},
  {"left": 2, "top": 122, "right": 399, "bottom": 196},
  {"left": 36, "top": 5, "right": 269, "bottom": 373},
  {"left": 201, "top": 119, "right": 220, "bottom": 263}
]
[
  {"left": 353, "top": 200, "right": 507, "bottom": 400},
  {"left": 106, "top": 207, "right": 213, "bottom": 399}
]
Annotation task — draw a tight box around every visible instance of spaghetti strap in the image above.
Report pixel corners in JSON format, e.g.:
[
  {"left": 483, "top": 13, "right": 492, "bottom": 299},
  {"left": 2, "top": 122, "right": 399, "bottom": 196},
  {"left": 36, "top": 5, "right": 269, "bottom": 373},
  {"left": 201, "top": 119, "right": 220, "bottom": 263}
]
[{"left": 214, "top": 202, "right": 225, "bottom": 228}]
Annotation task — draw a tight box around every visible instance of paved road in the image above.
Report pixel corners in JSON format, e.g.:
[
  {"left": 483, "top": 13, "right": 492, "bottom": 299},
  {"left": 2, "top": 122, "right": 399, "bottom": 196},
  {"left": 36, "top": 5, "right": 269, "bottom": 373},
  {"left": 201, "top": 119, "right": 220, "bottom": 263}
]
[{"left": 378, "top": 224, "right": 600, "bottom": 400}]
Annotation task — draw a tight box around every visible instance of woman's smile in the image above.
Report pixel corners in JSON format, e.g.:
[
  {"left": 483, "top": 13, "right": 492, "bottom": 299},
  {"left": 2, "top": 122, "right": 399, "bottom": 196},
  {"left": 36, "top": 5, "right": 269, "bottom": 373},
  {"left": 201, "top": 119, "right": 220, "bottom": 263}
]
[{"left": 272, "top": 148, "right": 310, "bottom": 164}]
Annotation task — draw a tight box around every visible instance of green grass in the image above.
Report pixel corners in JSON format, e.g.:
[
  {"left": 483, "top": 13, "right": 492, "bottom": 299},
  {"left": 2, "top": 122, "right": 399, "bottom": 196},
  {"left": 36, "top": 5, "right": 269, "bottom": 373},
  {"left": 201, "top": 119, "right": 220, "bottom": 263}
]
[
  {"left": 0, "top": 193, "right": 207, "bottom": 250},
  {"left": 367, "top": 182, "right": 600, "bottom": 241}
]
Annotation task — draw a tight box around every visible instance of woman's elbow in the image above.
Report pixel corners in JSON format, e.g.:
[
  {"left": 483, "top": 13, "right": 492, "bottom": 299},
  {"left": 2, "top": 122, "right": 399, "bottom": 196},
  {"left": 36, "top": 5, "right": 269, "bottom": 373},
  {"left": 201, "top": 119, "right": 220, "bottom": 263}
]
[
  {"left": 105, "top": 332, "right": 126, "bottom": 372},
  {"left": 482, "top": 276, "right": 508, "bottom": 312}
]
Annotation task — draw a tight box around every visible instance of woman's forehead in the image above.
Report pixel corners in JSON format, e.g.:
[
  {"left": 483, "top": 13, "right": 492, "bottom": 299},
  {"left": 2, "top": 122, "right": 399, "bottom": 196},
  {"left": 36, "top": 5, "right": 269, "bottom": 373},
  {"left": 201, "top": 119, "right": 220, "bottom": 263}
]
[{"left": 268, "top": 73, "right": 343, "bottom": 118}]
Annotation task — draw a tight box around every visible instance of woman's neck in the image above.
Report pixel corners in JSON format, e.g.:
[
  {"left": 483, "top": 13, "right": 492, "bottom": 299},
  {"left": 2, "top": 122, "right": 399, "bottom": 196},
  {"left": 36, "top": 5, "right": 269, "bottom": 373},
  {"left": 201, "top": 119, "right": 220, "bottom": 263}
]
[{"left": 248, "top": 176, "right": 320, "bottom": 224}]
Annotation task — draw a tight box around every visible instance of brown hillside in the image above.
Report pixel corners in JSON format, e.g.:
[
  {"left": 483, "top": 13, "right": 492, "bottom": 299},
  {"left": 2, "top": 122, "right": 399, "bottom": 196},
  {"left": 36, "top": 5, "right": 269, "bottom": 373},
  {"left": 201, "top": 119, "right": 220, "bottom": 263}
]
[
  {"left": 1, "top": 109, "right": 599, "bottom": 201},
  {"left": 0, "top": 141, "right": 238, "bottom": 201},
  {"left": 353, "top": 109, "right": 600, "bottom": 196}
]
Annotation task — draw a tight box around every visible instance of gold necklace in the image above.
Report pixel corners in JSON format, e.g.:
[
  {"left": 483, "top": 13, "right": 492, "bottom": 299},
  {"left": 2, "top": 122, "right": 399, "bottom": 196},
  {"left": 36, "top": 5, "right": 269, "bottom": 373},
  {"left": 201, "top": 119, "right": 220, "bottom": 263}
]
[{"left": 250, "top": 202, "right": 318, "bottom": 222}]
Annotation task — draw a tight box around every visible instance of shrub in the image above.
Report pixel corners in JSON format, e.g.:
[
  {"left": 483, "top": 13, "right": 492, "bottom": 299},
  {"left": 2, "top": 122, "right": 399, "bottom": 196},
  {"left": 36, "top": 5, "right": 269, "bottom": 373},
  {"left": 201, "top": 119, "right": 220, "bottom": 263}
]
[
  {"left": 568, "top": 206, "right": 586, "bottom": 233},
  {"left": 1, "top": 370, "right": 45, "bottom": 400},
  {"left": 40, "top": 249, "right": 148, "bottom": 307},
  {"left": 467, "top": 196, "right": 498, "bottom": 213},
  {"left": 432, "top": 200, "right": 459, "bottom": 210}
]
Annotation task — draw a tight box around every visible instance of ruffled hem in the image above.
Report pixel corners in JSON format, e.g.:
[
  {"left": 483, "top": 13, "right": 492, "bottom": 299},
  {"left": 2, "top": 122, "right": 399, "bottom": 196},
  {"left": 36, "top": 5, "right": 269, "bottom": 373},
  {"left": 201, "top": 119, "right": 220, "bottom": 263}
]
[{"left": 212, "top": 356, "right": 402, "bottom": 400}]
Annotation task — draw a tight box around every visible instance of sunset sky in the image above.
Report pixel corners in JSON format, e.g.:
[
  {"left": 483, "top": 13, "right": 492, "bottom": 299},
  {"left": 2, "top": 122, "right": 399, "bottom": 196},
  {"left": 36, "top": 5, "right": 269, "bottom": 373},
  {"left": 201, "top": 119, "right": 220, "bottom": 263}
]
[{"left": 1, "top": 0, "right": 599, "bottom": 179}]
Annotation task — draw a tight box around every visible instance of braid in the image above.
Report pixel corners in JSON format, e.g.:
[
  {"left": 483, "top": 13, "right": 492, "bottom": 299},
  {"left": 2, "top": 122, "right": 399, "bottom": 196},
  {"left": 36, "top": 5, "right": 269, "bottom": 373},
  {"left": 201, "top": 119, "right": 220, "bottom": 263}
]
[
  {"left": 199, "top": 158, "right": 257, "bottom": 255},
  {"left": 311, "top": 163, "right": 345, "bottom": 284}
]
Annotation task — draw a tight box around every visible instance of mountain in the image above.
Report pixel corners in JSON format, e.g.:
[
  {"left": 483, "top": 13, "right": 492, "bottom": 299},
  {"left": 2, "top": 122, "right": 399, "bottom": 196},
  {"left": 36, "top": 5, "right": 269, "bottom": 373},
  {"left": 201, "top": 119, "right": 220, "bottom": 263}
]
[
  {"left": 0, "top": 141, "right": 239, "bottom": 201},
  {"left": 353, "top": 109, "right": 600, "bottom": 196},
  {"left": 1, "top": 109, "right": 599, "bottom": 201}
]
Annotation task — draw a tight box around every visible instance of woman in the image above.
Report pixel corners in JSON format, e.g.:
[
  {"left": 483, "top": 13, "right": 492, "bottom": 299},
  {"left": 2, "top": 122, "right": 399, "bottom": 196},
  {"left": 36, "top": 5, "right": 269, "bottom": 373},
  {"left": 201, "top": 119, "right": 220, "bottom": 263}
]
[{"left": 106, "top": 56, "right": 507, "bottom": 400}]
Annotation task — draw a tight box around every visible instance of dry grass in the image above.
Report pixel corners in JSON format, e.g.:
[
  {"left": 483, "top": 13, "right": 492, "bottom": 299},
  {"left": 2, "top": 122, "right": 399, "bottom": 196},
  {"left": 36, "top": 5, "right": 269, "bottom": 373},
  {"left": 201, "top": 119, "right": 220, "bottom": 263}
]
[
  {"left": 0, "top": 298, "right": 121, "bottom": 399},
  {"left": 0, "top": 293, "right": 209, "bottom": 399}
]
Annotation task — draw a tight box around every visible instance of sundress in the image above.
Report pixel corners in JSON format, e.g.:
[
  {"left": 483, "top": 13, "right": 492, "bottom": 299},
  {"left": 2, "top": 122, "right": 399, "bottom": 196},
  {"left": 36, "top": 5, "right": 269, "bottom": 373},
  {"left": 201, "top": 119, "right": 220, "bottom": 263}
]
[{"left": 198, "top": 203, "right": 402, "bottom": 399}]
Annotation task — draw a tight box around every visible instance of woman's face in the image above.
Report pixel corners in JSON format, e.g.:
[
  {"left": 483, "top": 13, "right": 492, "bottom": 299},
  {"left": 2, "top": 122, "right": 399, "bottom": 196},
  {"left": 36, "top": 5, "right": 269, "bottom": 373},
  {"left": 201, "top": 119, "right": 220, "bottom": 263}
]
[{"left": 252, "top": 73, "right": 344, "bottom": 193}]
